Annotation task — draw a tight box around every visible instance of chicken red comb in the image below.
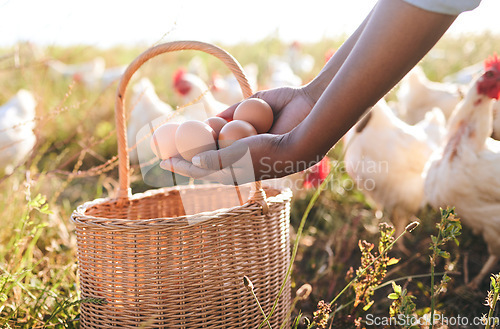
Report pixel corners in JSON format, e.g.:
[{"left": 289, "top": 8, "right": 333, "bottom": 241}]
[
  {"left": 478, "top": 53, "right": 500, "bottom": 100},
  {"left": 324, "top": 48, "right": 336, "bottom": 64},
  {"left": 211, "top": 72, "right": 223, "bottom": 91},
  {"left": 484, "top": 53, "right": 500, "bottom": 71},
  {"left": 303, "top": 157, "right": 331, "bottom": 189},
  {"left": 173, "top": 68, "right": 186, "bottom": 85}
]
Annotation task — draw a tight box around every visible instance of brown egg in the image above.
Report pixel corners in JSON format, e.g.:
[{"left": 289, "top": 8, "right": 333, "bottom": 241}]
[
  {"left": 204, "top": 117, "right": 227, "bottom": 140},
  {"left": 218, "top": 120, "right": 257, "bottom": 148},
  {"left": 233, "top": 98, "right": 274, "bottom": 133},
  {"left": 175, "top": 120, "right": 217, "bottom": 161},
  {"left": 150, "top": 123, "right": 180, "bottom": 160}
]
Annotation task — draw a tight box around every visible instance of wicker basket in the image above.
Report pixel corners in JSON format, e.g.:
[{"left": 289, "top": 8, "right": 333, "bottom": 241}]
[{"left": 71, "top": 41, "right": 292, "bottom": 328}]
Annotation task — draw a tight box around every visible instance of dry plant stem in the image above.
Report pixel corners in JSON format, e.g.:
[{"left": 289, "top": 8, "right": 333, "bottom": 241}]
[
  {"left": 259, "top": 170, "right": 334, "bottom": 329},
  {"left": 279, "top": 296, "right": 301, "bottom": 329},
  {"left": 328, "top": 229, "right": 408, "bottom": 308},
  {"left": 430, "top": 259, "right": 436, "bottom": 329},
  {"left": 251, "top": 289, "right": 273, "bottom": 329},
  {"left": 375, "top": 271, "right": 460, "bottom": 291},
  {"left": 429, "top": 227, "right": 443, "bottom": 329},
  {"left": 305, "top": 230, "right": 407, "bottom": 329},
  {"left": 244, "top": 276, "right": 271, "bottom": 328}
]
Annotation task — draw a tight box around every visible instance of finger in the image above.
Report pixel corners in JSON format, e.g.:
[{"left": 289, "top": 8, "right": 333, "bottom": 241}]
[
  {"left": 160, "top": 157, "right": 241, "bottom": 185},
  {"left": 216, "top": 102, "right": 241, "bottom": 121},
  {"left": 160, "top": 157, "right": 216, "bottom": 180},
  {"left": 191, "top": 140, "right": 250, "bottom": 170},
  {"left": 203, "top": 167, "right": 245, "bottom": 185}
]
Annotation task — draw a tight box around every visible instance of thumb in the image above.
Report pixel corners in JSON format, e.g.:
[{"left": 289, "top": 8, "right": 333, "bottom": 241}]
[
  {"left": 216, "top": 102, "right": 240, "bottom": 121},
  {"left": 192, "top": 141, "right": 250, "bottom": 170}
]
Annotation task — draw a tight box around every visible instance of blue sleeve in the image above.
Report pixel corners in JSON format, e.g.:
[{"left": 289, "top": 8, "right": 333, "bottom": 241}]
[{"left": 403, "top": 0, "right": 481, "bottom": 15}]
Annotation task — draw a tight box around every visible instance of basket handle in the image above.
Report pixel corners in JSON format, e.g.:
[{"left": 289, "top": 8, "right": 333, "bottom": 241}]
[{"left": 115, "top": 40, "right": 265, "bottom": 202}]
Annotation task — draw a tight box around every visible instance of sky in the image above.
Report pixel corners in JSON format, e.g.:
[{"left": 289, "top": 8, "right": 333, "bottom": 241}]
[{"left": 1, "top": 0, "right": 499, "bottom": 48}]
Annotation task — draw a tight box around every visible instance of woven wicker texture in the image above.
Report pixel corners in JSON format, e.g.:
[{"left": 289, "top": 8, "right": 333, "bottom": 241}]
[{"left": 71, "top": 40, "right": 292, "bottom": 328}]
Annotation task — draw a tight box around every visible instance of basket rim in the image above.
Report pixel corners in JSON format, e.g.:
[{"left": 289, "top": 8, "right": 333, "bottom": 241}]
[{"left": 71, "top": 183, "right": 292, "bottom": 227}]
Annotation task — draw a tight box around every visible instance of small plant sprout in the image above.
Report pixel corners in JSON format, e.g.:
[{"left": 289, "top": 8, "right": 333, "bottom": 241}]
[
  {"left": 429, "top": 207, "right": 462, "bottom": 329},
  {"left": 483, "top": 273, "right": 500, "bottom": 329},
  {"left": 388, "top": 281, "right": 418, "bottom": 329}
]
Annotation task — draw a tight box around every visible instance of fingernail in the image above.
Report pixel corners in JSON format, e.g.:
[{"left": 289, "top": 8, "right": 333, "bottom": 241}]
[
  {"left": 160, "top": 159, "right": 173, "bottom": 169},
  {"left": 192, "top": 156, "right": 201, "bottom": 167}
]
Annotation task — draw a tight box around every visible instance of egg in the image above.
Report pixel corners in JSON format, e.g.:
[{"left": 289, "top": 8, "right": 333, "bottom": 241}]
[
  {"left": 204, "top": 117, "right": 227, "bottom": 140},
  {"left": 233, "top": 98, "right": 274, "bottom": 133},
  {"left": 175, "top": 120, "right": 217, "bottom": 161},
  {"left": 150, "top": 123, "right": 180, "bottom": 160},
  {"left": 218, "top": 120, "right": 257, "bottom": 148}
]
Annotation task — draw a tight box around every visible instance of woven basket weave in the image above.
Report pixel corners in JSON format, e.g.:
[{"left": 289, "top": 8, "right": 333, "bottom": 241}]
[{"left": 71, "top": 40, "right": 292, "bottom": 328}]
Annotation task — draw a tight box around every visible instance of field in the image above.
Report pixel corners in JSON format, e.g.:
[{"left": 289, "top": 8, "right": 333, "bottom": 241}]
[{"left": 1, "top": 32, "right": 500, "bottom": 328}]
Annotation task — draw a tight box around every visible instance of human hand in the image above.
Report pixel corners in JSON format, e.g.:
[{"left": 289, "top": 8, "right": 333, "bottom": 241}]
[
  {"left": 160, "top": 133, "right": 290, "bottom": 184},
  {"left": 219, "top": 86, "right": 315, "bottom": 134},
  {"left": 160, "top": 86, "right": 316, "bottom": 183}
]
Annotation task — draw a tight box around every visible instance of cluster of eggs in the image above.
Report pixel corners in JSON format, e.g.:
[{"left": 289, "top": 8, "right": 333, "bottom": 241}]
[{"left": 150, "top": 98, "right": 274, "bottom": 162}]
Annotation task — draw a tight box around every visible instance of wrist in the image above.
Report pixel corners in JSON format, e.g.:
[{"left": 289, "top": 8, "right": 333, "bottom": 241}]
[
  {"left": 279, "top": 130, "right": 315, "bottom": 174},
  {"left": 302, "top": 79, "right": 324, "bottom": 106}
]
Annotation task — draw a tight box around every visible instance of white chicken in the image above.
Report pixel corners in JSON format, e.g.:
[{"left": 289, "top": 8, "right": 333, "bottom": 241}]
[
  {"left": 0, "top": 90, "right": 37, "bottom": 174},
  {"left": 211, "top": 63, "right": 259, "bottom": 105},
  {"left": 127, "top": 78, "right": 180, "bottom": 165},
  {"left": 187, "top": 56, "right": 209, "bottom": 82},
  {"left": 424, "top": 54, "right": 500, "bottom": 288},
  {"left": 414, "top": 107, "right": 447, "bottom": 148},
  {"left": 266, "top": 56, "right": 303, "bottom": 89},
  {"left": 343, "top": 98, "right": 439, "bottom": 243},
  {"left": 443, "top": 61, "right": 483, "bottom": 85},
  {"left": 396, "top": 65, "right": 464, "bottom": 124},
  {"left": 286, "top": 41, "right": 315, "bottom": 77},
  {"left": 47, "top": 57, "right": 106, "bottom": 89},
  {"left": 99, "top": 65, "right": 128, "bottom": 89},
  {"left": 172, "top": 69, "right": 228, "bottom": 118}
]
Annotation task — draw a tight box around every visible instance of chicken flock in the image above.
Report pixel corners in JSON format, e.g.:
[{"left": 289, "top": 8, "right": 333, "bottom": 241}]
[
  {"left": 344, "top": 54, "right": 500, "bottom": 287},
  {"left": 2, "top": 43, "right": 500, "bottom": 288},
  {"left": 1, "top": 42, "right": 315, "bottom": 172},
  {"left": 0, "top": 53, "right": 129, "bottom": 176}
]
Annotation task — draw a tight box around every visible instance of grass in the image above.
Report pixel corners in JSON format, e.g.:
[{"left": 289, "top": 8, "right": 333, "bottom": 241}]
[{"left": 1, "top": 33, "right": 500, "bottom": 328}]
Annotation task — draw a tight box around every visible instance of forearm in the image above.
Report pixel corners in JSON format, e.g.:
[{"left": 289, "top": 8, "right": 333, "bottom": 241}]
[
  {"left": 288, "top": 0, "right": 457, "bottom": 163},
  {"left": 303, "top": 7, "right": 374, "bottom": 104}
]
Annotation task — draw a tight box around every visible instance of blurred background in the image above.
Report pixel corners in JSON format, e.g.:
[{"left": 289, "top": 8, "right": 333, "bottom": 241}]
[{"left": 1, "top": 0, "right": 500, "bottom": 47}]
